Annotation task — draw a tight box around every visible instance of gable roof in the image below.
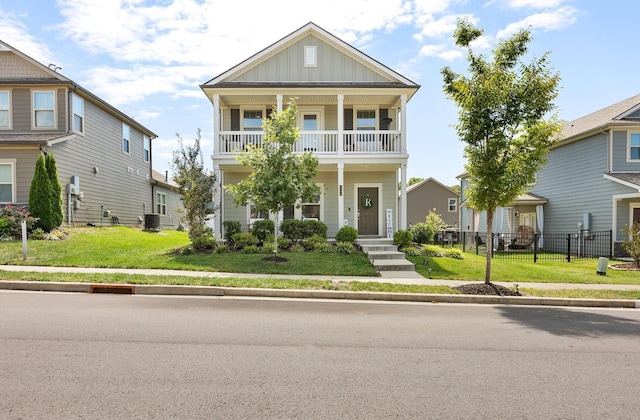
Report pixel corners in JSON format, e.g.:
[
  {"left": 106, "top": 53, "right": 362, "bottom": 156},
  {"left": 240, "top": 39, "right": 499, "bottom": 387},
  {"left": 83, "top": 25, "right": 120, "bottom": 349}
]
[
  {"left": 559, "top": 93, "right": 640, "bottom": 146},
  {"left": 0, "top": 39, "right": 157, "bottom": 139},
  {"left": 200, "top": 22, "right": 419, "bottom": 98},
  {"left": 406, "top": 177, "right": 458, "bottom": 195}
]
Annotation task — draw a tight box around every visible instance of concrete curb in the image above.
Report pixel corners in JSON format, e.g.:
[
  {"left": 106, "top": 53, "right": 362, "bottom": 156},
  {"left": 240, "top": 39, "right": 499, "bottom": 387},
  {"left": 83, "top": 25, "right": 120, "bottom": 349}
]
[{"left": 1, "top": 280, "right": 638, "bottom": 309}]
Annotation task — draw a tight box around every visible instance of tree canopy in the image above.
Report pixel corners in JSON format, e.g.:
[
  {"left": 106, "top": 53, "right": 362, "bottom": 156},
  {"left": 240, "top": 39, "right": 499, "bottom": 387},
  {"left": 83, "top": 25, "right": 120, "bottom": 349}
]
[
  {"left": 441, "top": 19, "right": 563, "bottom": 283},
  {"left": 225, "top": 98, "right": 320, "bottom": 258}
]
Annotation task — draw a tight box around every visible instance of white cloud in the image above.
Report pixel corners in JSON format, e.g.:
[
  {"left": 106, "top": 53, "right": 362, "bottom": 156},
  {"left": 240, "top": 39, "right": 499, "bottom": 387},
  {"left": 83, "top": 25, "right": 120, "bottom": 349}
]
[
  {"left": 418, "top": 44, "right": 462, "bottom": 61},
  {"left": 0, "top": 11, "right": 55, "bottom": 66},
  {"left": 497, "top": 6, "right": 578, "bottom": 38},
  {"left": 506, "top": 0, "right": 565, "bottom": 9}
]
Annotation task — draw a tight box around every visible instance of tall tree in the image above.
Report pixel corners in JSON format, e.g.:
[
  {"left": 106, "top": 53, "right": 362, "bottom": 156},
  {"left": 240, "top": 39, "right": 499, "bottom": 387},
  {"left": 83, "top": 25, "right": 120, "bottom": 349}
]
[
  {"left": 442, "top": 19, "right": 562, "bottom": 284},
  {"left": 46, "top": 152, "right": 63, "bottom": 227},
  {"left": 171, "top": 129, "right": 217, "bottom": 243},
  {"left": 28, "top": 154, "right": 55, "bottom": 231},
  {"left": 226, "top": 98, "right": 320, "bottom": 260}
]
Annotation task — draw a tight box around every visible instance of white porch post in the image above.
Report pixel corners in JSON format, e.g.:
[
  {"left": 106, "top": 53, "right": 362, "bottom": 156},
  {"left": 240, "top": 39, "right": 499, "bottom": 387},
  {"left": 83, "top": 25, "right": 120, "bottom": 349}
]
[
  {"left": 338, "top": 163, "right": 344, "bottom": 230},
  {"left": 400, "top": 163, "right": 407, "bottom": 230},
  {"left": 277, "top": 94, "right": 283, "bottom": 112},
  {"left": 212, "top": 94, "right": 220, "bottom": 158},
  {"left": 400, "top": 94, "right": 407, "bottom": 155},
  {"left": 337, "top": 94, "right": 344, "bottom": 155},
  {"left": 213, "top": 165, "right": 223, "bottom": 241}
]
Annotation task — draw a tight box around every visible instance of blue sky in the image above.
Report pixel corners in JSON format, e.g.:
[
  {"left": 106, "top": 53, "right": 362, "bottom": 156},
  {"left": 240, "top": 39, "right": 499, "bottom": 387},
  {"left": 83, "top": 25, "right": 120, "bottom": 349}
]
[{"left": 1, "top": 0, "right": 638, "bottom": 187}]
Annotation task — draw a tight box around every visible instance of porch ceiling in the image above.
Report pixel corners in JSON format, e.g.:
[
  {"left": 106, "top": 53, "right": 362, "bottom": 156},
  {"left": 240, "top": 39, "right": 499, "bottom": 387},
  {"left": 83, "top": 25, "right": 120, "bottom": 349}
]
[
  {"left": 217, "top": 93, "right": 402, "bottom": 107},
  {"left": 219, "top": 162, "right": 401, "bottom": 172}
]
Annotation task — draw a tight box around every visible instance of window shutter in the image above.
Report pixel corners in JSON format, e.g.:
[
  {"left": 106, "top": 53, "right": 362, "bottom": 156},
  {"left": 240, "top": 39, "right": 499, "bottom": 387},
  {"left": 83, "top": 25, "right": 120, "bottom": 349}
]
[
  {"left": 344, "top": 109, "right": 353, "bottom": 130},
  {"left": 231, "top": 109, "right": 240, "bottom": 131}
]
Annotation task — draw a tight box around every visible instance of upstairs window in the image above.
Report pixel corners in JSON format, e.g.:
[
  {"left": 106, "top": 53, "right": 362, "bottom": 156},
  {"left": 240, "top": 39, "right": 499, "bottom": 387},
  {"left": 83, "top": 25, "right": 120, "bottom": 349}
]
[
  {"left": 33, "top": 91, "right": 55, "bottom": 128},
  {"left": 0, "top": 91, "right": 10, "bottom": 128},
  {"left": 243, "top": 110, "right": 263, "bottom": 131},
  {"left": 356, "top": 110, "right": 376, "bottom": 131},
  {"left": 72, "top": 94, "right": 84, "bottom": 134},
  {"left": 630, "top": 132, "right": 640, "bottom": 160},
  {"left": 143, "top": 135, "right": 150, "bottom": 162},
  {"left": 448, "top": 198, "right": 458, "bottom": 212},
  {"left": 122, "top": 123, "right": 130, "bottom": 154}
]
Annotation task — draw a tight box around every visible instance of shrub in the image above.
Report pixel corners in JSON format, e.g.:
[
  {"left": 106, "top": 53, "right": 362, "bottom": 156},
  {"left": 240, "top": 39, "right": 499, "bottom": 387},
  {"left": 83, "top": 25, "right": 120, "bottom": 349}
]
[
  {"left": 445, "top": 248, "right": 464, "bottom": 259},
  {"left": 393, "top": 230, "right": 413, "bottom": 248},
  {"left": 250, "top": 219, "right": 275, "bottom": 244},
  {"left": 335, "top": 226, "right": 358, "bottom": 243},
  {"left": 262, "top": 241, "right": 274, "bottom": 254},
  {"left": 241, "top": 245, "right": 260, "bottom": 254},
  {"left": 30, "top": 227, "right": 46, "bottom": 240},
  {"left": 401, "top": 246, "right": 422, "bottom": 256},
  {"left": 28, "top": 154, "right": 55, "bottom": 232},
  {"left": 223, "top": 220, "right": 242, "bottom": 245},
  {"left": 266, "top": 235, "right": 292, "bottom": 250},
  {"left": 425, "top": 209, "right": 447, "bottom": 233},
  {"left": 410, "top": 222, "right": 434, "bottom": 244},
  {"left": 421, "top": 245, "right": 443, "bottom": 257},
  {"left": 313, "top": 242, "right": 334, "bottom": 253},
  {"left": 302, "top": 234, "right": 327, "bottom": 250},
  {"left": 214, "top": 244, "right": 229, "bottom": 253},
  {"left": 289, "top": 243, "right": 305, "bottom": 253},
  {"left": 280, "top": 219, "right": 305, "bottom": 242},
  {"left": 335, "top": 241, "right": 355, "bottom": 254},
  {"left": 303, "top": 219, "right": 327, "bottom": 239},
  {"left": 181, "top": 246, "right": 194, "bottom": 255},
  {"left": 192, "top": 234, "right": 216, "bottom": 251},
  {"left": 0, "top": 205, "right": 37, "bottom": 239},
  {"left": 621, "top": 223, "right": 640, "bottom": 267},
  {"left": 231, "top": 232, "right": 259, "bottom": 250}
]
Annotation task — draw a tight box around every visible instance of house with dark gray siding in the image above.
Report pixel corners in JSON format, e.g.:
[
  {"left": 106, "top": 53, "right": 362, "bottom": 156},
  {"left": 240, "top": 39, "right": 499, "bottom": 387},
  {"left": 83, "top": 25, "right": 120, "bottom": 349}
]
[
  {"left": 0, "top": 40, "right": 181, "bottom": 229},
  {"left": 404, "top": 177, "right": 459, "bottom": 228},
  {"left": 458, "top": 94, "right": 640, "bottom": 257}
]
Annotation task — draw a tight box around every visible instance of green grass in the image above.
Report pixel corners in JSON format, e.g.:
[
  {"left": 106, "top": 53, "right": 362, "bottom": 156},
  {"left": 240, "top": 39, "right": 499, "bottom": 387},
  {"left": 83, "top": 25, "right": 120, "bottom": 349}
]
[{"left": 1, "top": 226, "right": 639, "bottom": 300}]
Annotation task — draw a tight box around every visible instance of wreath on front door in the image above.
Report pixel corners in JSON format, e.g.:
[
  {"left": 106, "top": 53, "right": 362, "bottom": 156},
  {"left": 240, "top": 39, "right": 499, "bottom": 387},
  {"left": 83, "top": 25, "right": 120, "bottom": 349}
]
[{"left": 361, "top": 194, "right": 375, "bottom": 209}]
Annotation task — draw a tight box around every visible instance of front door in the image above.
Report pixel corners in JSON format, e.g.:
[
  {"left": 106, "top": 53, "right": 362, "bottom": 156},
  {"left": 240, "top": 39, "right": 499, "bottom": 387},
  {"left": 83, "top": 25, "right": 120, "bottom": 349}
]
[
  {"left": 300, "top": 111, "right": 320, "bottom": 151},
  {"left": 358, "top": 187, "right": 378, "bottom": 235}
]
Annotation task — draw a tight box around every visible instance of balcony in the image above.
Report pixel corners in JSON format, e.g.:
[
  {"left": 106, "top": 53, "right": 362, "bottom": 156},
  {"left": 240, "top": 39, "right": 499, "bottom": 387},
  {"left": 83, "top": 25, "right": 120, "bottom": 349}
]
[{"left": 217, "top": 130, "right": 402, "bottom": 155}]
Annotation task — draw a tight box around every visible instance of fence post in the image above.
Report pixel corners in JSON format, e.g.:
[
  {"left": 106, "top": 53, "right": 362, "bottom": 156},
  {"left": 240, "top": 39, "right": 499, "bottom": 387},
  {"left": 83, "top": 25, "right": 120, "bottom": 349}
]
[
  {"left": 475, "top": 232, "right": 479, "bottom": 255},
  {"left": 566, "top": 234, "right": 571, "bottom": 262},
  {"left": 533, "top": 233, "right": 538, "bottom": 263},
  {"left": 609, "top": 229, "right": 613, "bottom": 258},
  {"left": 462, "top": 231, "right": 466, "bottom": 252}
]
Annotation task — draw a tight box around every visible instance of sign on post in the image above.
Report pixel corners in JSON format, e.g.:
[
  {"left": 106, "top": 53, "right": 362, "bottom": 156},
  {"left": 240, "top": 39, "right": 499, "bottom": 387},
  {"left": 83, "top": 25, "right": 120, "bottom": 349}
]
[{"left": 386, "top": 209, "right": 393, "bottom": 239}]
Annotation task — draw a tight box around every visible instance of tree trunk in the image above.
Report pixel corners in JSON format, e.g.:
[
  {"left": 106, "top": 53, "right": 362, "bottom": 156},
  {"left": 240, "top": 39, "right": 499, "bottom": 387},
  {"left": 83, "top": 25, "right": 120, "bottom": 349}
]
[
  {"left": 485, "top": 209, "right": 494, "bottom": 285},
  {"left": 273, "top": 212, "right": 279, "bottom": 258}
]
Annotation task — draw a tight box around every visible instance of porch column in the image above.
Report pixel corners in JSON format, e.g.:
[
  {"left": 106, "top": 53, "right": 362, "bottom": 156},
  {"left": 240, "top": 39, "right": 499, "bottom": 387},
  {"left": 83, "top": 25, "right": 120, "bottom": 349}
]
[
  {"left": 338, "top": 163, "right": 344, "bottom": 230},
  {"left": 213, "top": 164, "right": 223, "bottom": 241},
  {"left": 400, "top": 163, "right": 407, "bottom": 230},
  {"left": 400, "top": 94, "right": 407, "bottom": 155},
  {"left": 213, "top": 94, "right": 220, "bottom": 157},
  {"left": 337, "top": 94, "right": 344, "bottom": 155},
  {"left": 277, "top": 94, "right": 283, "bottom": 112}
]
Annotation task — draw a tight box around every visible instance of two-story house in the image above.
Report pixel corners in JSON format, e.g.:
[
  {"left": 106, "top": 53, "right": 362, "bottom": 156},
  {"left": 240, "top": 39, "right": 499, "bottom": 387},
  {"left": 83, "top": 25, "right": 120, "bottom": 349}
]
[
  {"left": 200, "top": 22, "right": 420, "bottom": 240},
  {"left": 404, "top": 177, "right": 459, "bottom": 229},
  {"left": 0, "top": 40, "right": 181, "bottom": 229}
]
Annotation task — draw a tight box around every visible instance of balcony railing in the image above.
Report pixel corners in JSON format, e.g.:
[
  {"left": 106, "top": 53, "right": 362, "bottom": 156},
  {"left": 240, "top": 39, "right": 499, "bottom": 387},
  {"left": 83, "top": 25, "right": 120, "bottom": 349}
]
[{"left": 217, "top": 130, "right": 402, "bottom": 155}]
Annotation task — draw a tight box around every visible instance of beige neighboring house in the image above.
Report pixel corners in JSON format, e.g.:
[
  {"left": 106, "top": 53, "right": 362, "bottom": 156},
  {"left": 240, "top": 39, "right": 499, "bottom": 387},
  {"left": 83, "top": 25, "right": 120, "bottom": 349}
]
[
  {"left": 151, "top": 170, "right": 184, "bottom": 229},
  {"left": 200, "top": 22, "right": 420, "bottom": 239},
  {"left": 0, "top": 39, "right": 178, "bottom": 228},
  {"left": 405, "top": 177, "right": 459, "bottom": 228}
]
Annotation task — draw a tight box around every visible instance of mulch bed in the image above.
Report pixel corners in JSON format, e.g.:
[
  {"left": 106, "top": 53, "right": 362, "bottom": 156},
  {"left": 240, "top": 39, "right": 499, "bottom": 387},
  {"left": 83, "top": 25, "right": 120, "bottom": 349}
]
[
  {"left": 609, "top": 263, "right": 640, "bottom": 271},
  {"left": 453, "top": 283, "right": 521, "bottom": 296}
]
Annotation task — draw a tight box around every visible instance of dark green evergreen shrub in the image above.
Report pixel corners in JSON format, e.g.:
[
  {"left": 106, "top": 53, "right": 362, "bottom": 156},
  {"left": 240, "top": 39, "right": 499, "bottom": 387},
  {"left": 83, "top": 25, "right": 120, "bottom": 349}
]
[
  {"left": 45, "top": 153, "right": 63, "bottom": 227},
  {"left": 302, "top": 234, "right": 327, "bottom": 250},
  {"left": 250, "top": 219, "right": 275, "bottom": 244},
  {"left": 28, "top": 155, "right": 55, "bottom": 231},
  {"left": 335, "top": 226, "right": 358, "bottom": 243},
  {"left": 393, "top": 230, "right": 413, "bottom": 248},
  {"left": 302, "top": 219, "right": 327, "bottom": 238},
  {"left": 410, "top": 222, "right": 434, "bottom": 244},
  {"left": 231, "top": 232, "right": 259, "bottom": 249},
  {"left": 223, "top": 220, "right": 242, "bottom": 245},
  {"left": 280, "top": 219, "right": 305, "bottom": 241}
]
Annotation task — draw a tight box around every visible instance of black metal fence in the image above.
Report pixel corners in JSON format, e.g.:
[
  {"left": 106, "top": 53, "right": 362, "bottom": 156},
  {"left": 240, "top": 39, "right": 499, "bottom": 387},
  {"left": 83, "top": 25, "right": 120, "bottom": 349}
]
[{"left": 459, "top": 230, "right": 612, "bottom": 262}]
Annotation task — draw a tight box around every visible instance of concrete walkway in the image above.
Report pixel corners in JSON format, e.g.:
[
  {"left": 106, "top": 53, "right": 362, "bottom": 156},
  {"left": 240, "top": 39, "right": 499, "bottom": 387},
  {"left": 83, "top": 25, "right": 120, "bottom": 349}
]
[{"left": 1, "top": 265, "right": 639, "bottom": 308}]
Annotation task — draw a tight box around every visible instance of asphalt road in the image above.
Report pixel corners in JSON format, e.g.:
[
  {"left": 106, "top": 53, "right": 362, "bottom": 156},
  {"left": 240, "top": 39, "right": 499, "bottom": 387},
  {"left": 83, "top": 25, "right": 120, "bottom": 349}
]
[{"left": 1, "top": 291, "right": 639, "bottom": 419}]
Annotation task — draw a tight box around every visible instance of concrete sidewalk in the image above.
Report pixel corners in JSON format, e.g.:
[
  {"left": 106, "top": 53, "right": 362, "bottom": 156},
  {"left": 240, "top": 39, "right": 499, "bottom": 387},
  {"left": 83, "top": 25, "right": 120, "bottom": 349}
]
[{"left": 1, "top": 265, "right": 639, "bottom": 308}]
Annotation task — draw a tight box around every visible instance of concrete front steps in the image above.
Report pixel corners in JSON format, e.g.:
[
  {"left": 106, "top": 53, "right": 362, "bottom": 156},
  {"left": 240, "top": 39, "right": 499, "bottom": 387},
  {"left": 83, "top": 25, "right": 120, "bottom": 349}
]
[{"left": 356, "top": 238, "right": 416, "bottom": 272}]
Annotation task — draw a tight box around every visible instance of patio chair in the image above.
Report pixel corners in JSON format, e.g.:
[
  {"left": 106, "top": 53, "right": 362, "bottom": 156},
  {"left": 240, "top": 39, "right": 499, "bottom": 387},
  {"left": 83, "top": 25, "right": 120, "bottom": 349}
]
[{"left": 509, "top": 225, "right": 535, "bottom": 250}]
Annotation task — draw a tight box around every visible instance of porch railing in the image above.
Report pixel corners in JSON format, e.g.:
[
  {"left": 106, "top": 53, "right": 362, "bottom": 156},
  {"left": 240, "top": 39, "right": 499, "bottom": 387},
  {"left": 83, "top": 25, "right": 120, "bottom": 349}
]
[{"left": 217, "top": 130, "right": 402, "bottom": 155}]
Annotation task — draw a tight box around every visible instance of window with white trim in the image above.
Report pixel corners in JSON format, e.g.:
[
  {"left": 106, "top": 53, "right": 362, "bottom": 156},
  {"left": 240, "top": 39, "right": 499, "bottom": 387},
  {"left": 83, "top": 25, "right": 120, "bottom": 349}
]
[
  {"left": 122, "top": 123, "right": 130, "bottom": 154},
  {"left": 143, "top": 135, "right": 150, "bottom": 162},
  {"left": 630, "top": 132, "right": 640, "bottom": 160},
  {"left": 0, "top": 161, "right": 15, "bottom": 203},
  {"left": 243, "top": 110, "right": 263, "bottom": 131},
  {"left": 156, "top": 192, "right": 166, "bottom": 215},
  {"left": 301, "top": 184, "right": 323, "bottom": 220},
  {"left": 33, "top": 91, "right": 55, "bottom": 128},
  {"left": 0, "top": 91, "right": 10, "bottom": 128},
  {"left": 304, "top": 46, "right": 317, "bottom": 67},
  {"left": 248, "top": 202, "right": 268, "bottom": 226},
  {"left": 72, "top": 94, "right": 84, "bottom": 134},
  {"left": 448, "top": 198, "right": 458, "bottom": 212}
]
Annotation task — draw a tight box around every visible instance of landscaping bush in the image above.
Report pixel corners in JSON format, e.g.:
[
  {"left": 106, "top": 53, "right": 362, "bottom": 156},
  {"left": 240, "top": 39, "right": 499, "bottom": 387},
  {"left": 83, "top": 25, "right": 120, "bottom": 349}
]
[
  {"left": 335, "top": 241, "right": 355, "bottom": 254},
  {"left": 0, "top": 205, "right": 37, "bottom": 239},
  {"left": 303, "top": 219, "right": 327, "bottom": 239},
  {"left": 289, "top": 243, "right": 305, "bottom": 253},
  {"left": 313, "top": 242, "right": 334, "bottom": 253},
  {"left": 401, "top": 246, "right": 422, "bottom": 256},
  {"left": 250, "top": 219, "right": 275, "bottom": 244},
  {"left": 223, "top": 220, "right": 242, "bottom": 245},
  {"left": 410, "top": 222, "right": 434, "bottom": 244},
  {"left": 266, "top": 235, "right": 292, "bottom": 250},
  {"left": 30, "top": 227, "right": 46, "bottom": 240},
  {"left": 335, "top": 226, "right": 358, "bottom": 243},
  {"left": 231, "top": 232, "right": 258, "bottom": 250},
  {"left": 241, "top": 245, "right": 260, "bottom": 254},
  {"left": 302, "top": 234, "right": 327, "bottom": 250},
  {"left": 262, "top": 241, "right": 274, "bottom": 254},
  {"left": 280, "top": 219, "right": 305, "bottom": 242},
  {"left": 192, "top": 234, "right": 216, "bottom": 251},
  {"left": 393, "top": 230, "right": 413, "bottom": 248},
  {"left": 214, "top": 244, "right": 229, "bottom": 253},
  {"left": 445, "top": 248, "right": 464, "bottom": 259}
]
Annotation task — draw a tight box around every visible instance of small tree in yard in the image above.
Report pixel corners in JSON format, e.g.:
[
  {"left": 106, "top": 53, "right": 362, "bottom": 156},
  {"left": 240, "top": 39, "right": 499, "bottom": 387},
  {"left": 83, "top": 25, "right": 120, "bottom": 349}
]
[
  {"left": 46, "top": 152, "right": 64, "bottom": 227},
  {"left": 226, "top": 98, "right": 320, "bottom": 261},
  {"left": 442, "top": 19, "right": 563, "bottom": 284},
  {"left": 621, "top": 223, "right": 640, "bottom": 267},
  {"left": 28, "top": 154, "right": 56, "bottom": 232},
  {"left": 171, "top": 129, "right": 217, "bottom": 244}
]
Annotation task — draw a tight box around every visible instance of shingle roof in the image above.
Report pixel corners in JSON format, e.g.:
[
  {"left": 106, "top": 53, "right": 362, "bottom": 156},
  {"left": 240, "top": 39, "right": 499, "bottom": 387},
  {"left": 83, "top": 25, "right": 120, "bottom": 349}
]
[{"left": 0, "top": 133, "right": 72, "bottom": 145}]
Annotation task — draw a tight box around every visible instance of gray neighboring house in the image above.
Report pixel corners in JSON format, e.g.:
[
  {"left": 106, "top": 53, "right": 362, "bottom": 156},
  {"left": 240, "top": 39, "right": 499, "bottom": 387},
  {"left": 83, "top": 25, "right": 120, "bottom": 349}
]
[
  {"left": 151, "top": 170, "right": 184, "bottom": 229},
  {"left": 458, "top": 93, "right": 640, "bottom": 257},
  {"left": 0, "top": 39, "right": 179, "bottom": 228},
  {"left": 404, "top": 177, "right": 459, "bottom": 228}
]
